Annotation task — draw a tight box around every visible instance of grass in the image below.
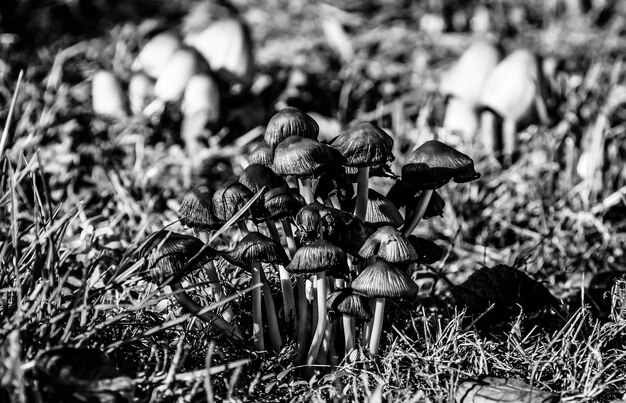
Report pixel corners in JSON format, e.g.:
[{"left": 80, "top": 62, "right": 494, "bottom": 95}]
[{"left": 1, "top": 0, "right": 626, "bottom": 402}]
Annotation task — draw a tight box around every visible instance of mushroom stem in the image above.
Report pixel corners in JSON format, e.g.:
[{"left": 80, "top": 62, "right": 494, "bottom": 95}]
[
  {"left": 479, "top": 110, "right": 497, "bottom": 156},
  {"left": 250, "top": 263, "right": 265, "bottom": 352},
  {"left": 170, "top": 282, "right": 243, "bottom": 341},
  {"left": 502, "top": 118, "right": 517, "bottom": 166},
  {"left": 265, "top": 220, "right": 296, "bottom": 325},
  {"left": 319, "top": 277, "right": 333, "bottom": 364},
  {"left": 299, "top": 178, "right": 315, "bottom": 205},
  {"left": 361, "top": 299, "right": 374, "bottom": 346},
  {"left": 402, "top": 189, "right": 434, "bottom": 236},
  {"left": 306, "top": 272, "right": 328, "bottom": 366},
  {"left": 335, "top": 278, "right": 355, "bottom": 355},
  {"left": 205, "top": 260, "right": 238, "bottom": 326},
  {"left": 354, "top": 166, "right": 370, "bottom": 221},
  {"left": 282, "top": 218, "right": 310, "bottom": 362},
  {"left": 329, "top": 195, "right": 342, "bottom": 210},
  {"left": 368, "top": 297, "right": 386, "bottom": 356},
  {"left": 261, "top": 270, "right": 283, "bottom": 353}
]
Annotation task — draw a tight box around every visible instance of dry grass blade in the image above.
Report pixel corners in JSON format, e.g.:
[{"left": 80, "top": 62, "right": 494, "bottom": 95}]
[{"left": 0, "top": 70, "right": 23, "bottom": 157}]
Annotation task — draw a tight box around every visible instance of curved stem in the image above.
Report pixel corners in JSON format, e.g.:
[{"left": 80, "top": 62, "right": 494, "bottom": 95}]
[
  {"left": 170, "top": 282, "right": 243, "bottom": 341},
  {"left": 306, "top": 272, "right": 328, "bottom": 366},
  {"left": 368, "top": 297, "right": 386, "bottom": 356},
  {"left": 261, "top": 269, "right": 282, "bottom": 353},
  {"left": 250, "top": 263, "right": 265, "bottom": 353},
  {"left": 266, "top": 220, "right": 296, "bottom": 325},
  {"left": 354, "top": 166, "right": 370, "bottom": 221},
  {"left": 402, "top": 189, "right": 434, "bottom": 236}
]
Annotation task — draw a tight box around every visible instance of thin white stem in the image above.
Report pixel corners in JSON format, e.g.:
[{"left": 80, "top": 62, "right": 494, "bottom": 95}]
[
  {"left": 299, "top": 178, "right": 315, "bottom": 205},
  {"left": 368, "top": 297, "right": 386, "bottom": 356},
  {"left": 266, "top": 220, "right": 296, "bottom": 325},
  {"left": 261, "top": 270, "right": 282, "bottom": 353},
  {"left": 306, "top": 272, "right": 328, "bottom": 366},
  {"left": 250, "top": 263, "right": 265, "bottom": 353}
]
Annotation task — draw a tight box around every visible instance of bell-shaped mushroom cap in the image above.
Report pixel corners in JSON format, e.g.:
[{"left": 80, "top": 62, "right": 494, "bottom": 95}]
[
  {"left": 273, "top": 136, "right": 337, "bottom": 178},
  {"left": 359, "top": 226, "right": 418, "bottom": 263},
  {"left": 212, "top": 180, "right": 254, "bottom": 222},
  {"left": 331, "top": 122, "right": 394, "bottom": 167},
  {"left": 440, "top": 40, "right": 502, "bottom": 105},
  {"left": 249, "top": 141, "right": 274, "bottom": 166},
  {"left": 408, "top": 236, "right": 444, "bottom": 264},
  {"left": 347, "top": 189, "right": 404, "bottom": 228},
  {"left": 286, "top": 239, "right": 348, "bottom": 276},
  {"left": 239, "top": 163, "right": 286, "bottom": 194},
  {"left": 34, "top": 347, "right": 134, "bottom": 401},
  {"left": 128, "top": 72, "right": 154, "bottom": 116},
  {"left": 401, "top": 140, "right": 480, "bottom": 190},
  {"left": 264, "top": 107, "right": 319, "bottom": 150},
  {"left": 351, "top": 260, "right": 418, "bottom": 298},
  {"left": 255, "top": 185, "right": 304, "bottom": 222},
  {"left": 184, "top": 17, "right": 254, "bottom": 84},
  {"left": 132, "top": 31, "right": 181, "bottom": 78},
  {"left": 154, "top": 47, "right": 204, "bottom": 103},
  {"left": 178, "top": 185, "right": 223, "bottom": 231},
  {"left": 327, "top": 288, "right": 373, "bottom": 321},
  {"left": 141, "top": 231, "right": 220, "bottom": 284},
  {"left": 92, "top": 70, "right": 128, "bottom": 119},
  {"left": 223, "top": 231, "right": 289, "bottom": 267},
  {"left": 314, "top": 165, "right": 354, "bottom": 204},
  {"left": 181, "top": 73, "right": 221, "bottom": 119},
  {"left": 295, "top": 202, "right": 356, "bottom": 243},
  {"left": 478, "top": 49, "right": 542, "bottom": 124}
]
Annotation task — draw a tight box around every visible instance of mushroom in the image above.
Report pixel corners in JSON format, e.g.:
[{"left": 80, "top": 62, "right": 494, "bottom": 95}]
[
  {"left": 212, "top": 180, "right": 256, "bottom": 236},
  {"left": 315, "top": 165, "right": 354, "bottom": 209},
  {"left": 132, "top": 31, "right": 181, "bottom": 79},
  {"left": 478, "top": 49, "right": 549, "bottom": 163},
  {"left": 128, "top": 72, "right": 154, "bottom": 116},
  {"left": 401, "top": 140, "right": 480, "bottom": 236},
  {"left": 264, "top": 107, "right": 319, "bottom": 151},
  {"left": 440, "top": 40, "right": 502, "bottom": 143},
  {"left": 351, "top": 260, "right": 418, "bottom": 355},
  {"left": 92, "top": 70, "right": 128, "bottom": 119},
  {"left": 184, "top": 17, "right": 254, "bottom": 85},
  {"left": 225, "top": 232, "right": 289, "bottom": 353},
  {"left": 359, "top": 225, "right": 418, "bottom": 264},
  {"left": 330, "top": 122, "right": 394, "bottom": 220},
  {"left": 140, "top": 230, "right": 243, "bottom": 340},
  {"left": 347, "top": 188, "right": 404, "bottom": 229},
  {"left": 248, "top": 140, "right": 274, "bottom": 167},
  {"left": 327, "top": 288, "right": 373, "bottom": 355},
  {"left": 286, "top": 239, "right": 348, "bottom": 365}
]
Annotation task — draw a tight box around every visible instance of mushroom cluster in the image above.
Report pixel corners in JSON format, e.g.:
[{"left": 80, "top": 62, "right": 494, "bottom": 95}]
[
  {"left": 135, "top": 106, "right": 480, "bottom": 374},
  {"left": 440, "top": 40, "right": 550, "bottom": 164}
]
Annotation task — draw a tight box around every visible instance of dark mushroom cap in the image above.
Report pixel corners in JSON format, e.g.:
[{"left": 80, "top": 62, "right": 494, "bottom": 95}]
[
  {"left": 286, "top": 239, "right": 348, "bottom": 276},
  {"left": 344, "top": 162, "right": 395, "bottom": 180},
  {"left": 401, "top": 140, "right": 480, "bottom": 190},
  {"left": 178, "top": 185, "right": 223, "bottom": 231},
  {"left": 255, "top": 185, "right": 304, "bottom": 223},
  {"left": 239, "top": 163, "right": 287, "bottom": 194},
  {"left": 212, "top": 180, "right": 254, "bottom": 222},
  {"left": 295, "top": 202, "right": 356, "bottom": 243},
  {"left": 326, "top": 216, "right": 375, "bottom": 256},
  {"left": 264, "top": 107, "right": 319, "bottom": 150},
  {"left": 272, "top": 136, "right": 335, "bottom": 178},
  {"left": 347, "top": 189, "right": 404, "bottom": 228},
  {"left": 141, "top": 231, "right": 220, "bottom": 284},
  {"left": 314, "top": 166, "right": 354, "bottom": 204},
  {"left": 408, "top": 236, "right": 444, "bottom": 264},
  {"left": 327, "top": 288, "right": 373, "bottom": 321},
  {"left": 34, "top": 347, "right": 134, "bottom": 400},
  {"left": 331, "top": 122, "right": 394, "bottom": 167},
  {"left": 249, "top": 141, "right": 274, "bottom": 166},
  {"left": 351, "top": 260, "right": 418, "bottom": 298},
  {"left": 359, "top": 226, "right": 418, "bottom": 263},
  {"left": 223, "top": 231, "right": 289, "bottom": 267},
  {"left": 389, "top": 186, "right": 445, "bottom": 219}
]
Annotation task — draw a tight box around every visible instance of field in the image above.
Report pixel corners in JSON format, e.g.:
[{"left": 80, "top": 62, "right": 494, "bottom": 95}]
[{"left": 1, "top": 0, "right": 626, "bottom": 402}]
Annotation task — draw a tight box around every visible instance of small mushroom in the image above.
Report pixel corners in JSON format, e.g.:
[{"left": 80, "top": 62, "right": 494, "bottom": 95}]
[
  {"left": 248, "top": 140, "right": 274, "bottom": 166},
  {"left": 359, "top": 225, "right": 418, "bottom": 264},
  {"left": 178, "top": 185, "right": 223, "bottom": 232},
  {"left": 132, "top": 31, "right": 181, "bottom": 79},
  {"left": 92, "top": 70, "right": 128, "bottom": 119},
  {"left": 128, "top": 72, "right": 154, "bottom": 116},
  {"left": 264, "top": 107, "right": 319, "bottom": 151}
]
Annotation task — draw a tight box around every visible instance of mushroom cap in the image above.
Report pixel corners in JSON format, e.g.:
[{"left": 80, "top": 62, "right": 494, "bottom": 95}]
[
  {"left": 264, "top": 107, "right": 319, "bottom": 150},
  {"left": 128, "top": 72, "right": 154, "bottom": 116},
  {"left": 295, "top": 202, "right": 355, "bottom": 243},
  {"left": 212, "top": 180, "right": 255, "bottom": 222},
  {"left": 92, "top": 70, "right": 128, "bottom": 119},
  {"left": 331, "top": 122, "right": 394, "bottom": 167},
  {"left": 224, "top": 231, "right": 288, "bottom": 267},
  {"left": 286, "top": 239, "right": 348, "bottom": 276},
  {"left": 408, "top": 236, "right": 444, "bottom": 264},
  {"left": 359, "top": 226, "right": 418, "bottom": 263},
  {"left": 351, "top": 260, "right": 418, "bottom": 298},
  {"left": 248, "top": 141, "right": 274, "bottom": 166},
  {"left": 347, "top": 189, "right": 404, "bottom": 228},
  {"left": 314, "top": 165, "right": 354, "bottom": 204},
  {"left": 272, "top": 136, "right": 335, "bottom": 178},
  {"left": 478, "top": 49, "right": 541, "bottom": 122},
  {"left": 154, "top": 47, "right": 204, "bottom": 103},
  {"left": 141, "top": 231, "right": 220, "bottom": 284},
  {"left": 327, "top": 288, "right": 373, "bottom": 321},
  {"left": 401, "top": 140, "right": 480, "bottom": 190},
  {"left": 184, "top": 17, "right": 254, "bottom": 84},
  {"left": 255, "top": 185, "right": 304, "bottom": 222},
  {"left": 178, "top": 185, "right": 223, "bottom": 231},
  {"left": 34, "top": 347, "right": 134, "bottom": 400},
  {"left": 239, "top": 163, "right": 286, "bottom": 195},
  {"left": 440, "top": 40, "right": 503, "bottom": 105},
  {"left": 181, "top": 73, "right": 221, "bottom": 119},
  {"left": 132, "top": 31, "right": 181, "bottom": 78}
]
